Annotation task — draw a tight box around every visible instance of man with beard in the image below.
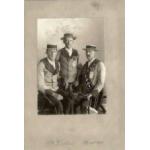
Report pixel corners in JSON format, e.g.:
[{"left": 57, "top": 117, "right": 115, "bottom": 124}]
[{"left": 76, "top": 45, "right": 106, "bottom": 114}]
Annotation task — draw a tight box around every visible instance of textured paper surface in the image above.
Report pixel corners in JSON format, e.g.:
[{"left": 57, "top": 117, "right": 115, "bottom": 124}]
[{"left": 25, "top": 0, "right": 124, "bottom": 150}]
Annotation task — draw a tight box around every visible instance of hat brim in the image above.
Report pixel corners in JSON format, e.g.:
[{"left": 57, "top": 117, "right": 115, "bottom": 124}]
[
  {"left": 83, "top": 48, "right": 99, "bottom": 51},
  {"left": 61, "top": 36, "right": 76, "bottom": 40}
]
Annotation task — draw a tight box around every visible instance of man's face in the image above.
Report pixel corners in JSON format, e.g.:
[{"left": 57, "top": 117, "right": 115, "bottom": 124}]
[
  {"left": 47, "top": 48, "right": 57, "bottom": 61},
  {"left": 64, "top": 37, "right": 74, "bottom": 49},
  {"left": 86, "top": 48, "right": 96, "bottom": 61}
]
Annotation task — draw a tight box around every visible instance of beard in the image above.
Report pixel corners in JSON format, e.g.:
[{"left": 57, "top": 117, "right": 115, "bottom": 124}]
[{"left": 87, "top": 55, "right": 92, "bottom": 61}]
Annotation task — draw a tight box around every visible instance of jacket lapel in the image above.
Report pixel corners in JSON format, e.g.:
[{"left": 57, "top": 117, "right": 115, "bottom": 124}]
[
  {"left": 62, "top": 48, "right": 78, "bottom": 59},
  {"left": 44, "top": 58, "right": 59, "bottom": 75}
]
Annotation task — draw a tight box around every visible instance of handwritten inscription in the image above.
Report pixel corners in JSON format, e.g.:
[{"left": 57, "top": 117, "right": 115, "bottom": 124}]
[{"left": 47, "top": 139, "right": 103, "bottom": 145}]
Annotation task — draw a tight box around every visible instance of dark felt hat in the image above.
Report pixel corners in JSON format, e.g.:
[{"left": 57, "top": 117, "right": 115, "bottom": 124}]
[
  {"left": 83, "top": 45, "right": 99, "bottom": 51},
  {"left": 61, "top": 33, "right": 76, "bottom": 40},
  {"left": 47, "top": 44, "right": 57, "bottom": 49}
]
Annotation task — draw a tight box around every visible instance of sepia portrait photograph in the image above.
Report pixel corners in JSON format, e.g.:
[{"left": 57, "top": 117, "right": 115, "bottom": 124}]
[
  {"left": 25, "top": 0, "right": 124, "bottom": 149},
  {"left": 37, "top": 18, "right": 107, "bottom": 115}
]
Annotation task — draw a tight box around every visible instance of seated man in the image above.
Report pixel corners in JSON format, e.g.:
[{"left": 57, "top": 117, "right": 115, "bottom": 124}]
[
  {"left": 38, "top": 44, "right": 63, "bottom": 114},
  {"left": 75, "top": 45, "right": 106, "bottom": 114}
]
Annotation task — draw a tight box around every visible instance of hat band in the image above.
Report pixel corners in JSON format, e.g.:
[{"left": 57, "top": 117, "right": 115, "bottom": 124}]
[{"left": 47, "top": 45, "right": 57, "bottom": 49}]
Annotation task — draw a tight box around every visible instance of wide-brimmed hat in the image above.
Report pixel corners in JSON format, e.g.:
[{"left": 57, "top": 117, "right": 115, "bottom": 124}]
[
  {"left": 47, "top": 44, "right": 57, "bottom": 49},
  {"left": 83, "top": 45, "right": 99, "bottom": 51},
  {"left": 61, "top": 33, "right": 76, "bottom": 40}
]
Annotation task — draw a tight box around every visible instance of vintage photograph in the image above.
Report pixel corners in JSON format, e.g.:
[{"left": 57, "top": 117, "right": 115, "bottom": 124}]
[
  {"left": 25, "top": 0, "right": 124, "bottom": 149},
  {"left": 37, "top": 18, "right": 107, "bottom": 115}
]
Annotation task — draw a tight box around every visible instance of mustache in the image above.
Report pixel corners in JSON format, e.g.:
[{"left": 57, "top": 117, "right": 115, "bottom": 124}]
[{"left": 86, "top": 55, "right": 91, "bottom": 57}]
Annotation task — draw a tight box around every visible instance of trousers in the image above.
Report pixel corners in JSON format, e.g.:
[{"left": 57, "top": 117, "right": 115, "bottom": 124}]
[{"left": 45, "top": 90, "right": 63, "bottom": 114}]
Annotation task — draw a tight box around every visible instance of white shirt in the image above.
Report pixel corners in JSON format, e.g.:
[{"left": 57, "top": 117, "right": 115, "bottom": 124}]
[{"left": 65, "top": 48, "right": 73, "bottom": 57}]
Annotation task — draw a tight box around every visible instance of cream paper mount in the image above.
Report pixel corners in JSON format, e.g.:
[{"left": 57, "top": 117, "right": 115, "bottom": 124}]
[{"left": 25, "top": 0, "right": 124, "bottom": 150}]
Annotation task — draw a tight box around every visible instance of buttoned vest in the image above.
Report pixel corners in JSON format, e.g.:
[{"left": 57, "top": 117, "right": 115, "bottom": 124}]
[
  {"left": 41, "top": 58, "right": 59, "bottom": 90},
  {"left": 58, "top": 48, "right": 78, "bottom": 83}
]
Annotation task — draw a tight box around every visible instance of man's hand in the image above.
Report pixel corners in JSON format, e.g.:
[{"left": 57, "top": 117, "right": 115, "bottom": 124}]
[
  {"left": 73, "top": 80, "right": 79, "bottom": 87},
  {"left": 45, "top": 89, "right": 53, "bottom": 95},
  {"left": 51, "top": 87, "right": 58, "bottom": 92},
  {"left": 92, "top": 90, "right": 99, "bottom": 97},
  {"left": 51, "top": 92, "right": 63, "bottom": 101},
  {"left": 87, "top": 94, "right": 92, "bottom": 101},
  {"left": 56, "top": 94, "right": 63, "bottom": 101},
  {"left": 65, "top": 81, "right": 69, "bottom": 89}
]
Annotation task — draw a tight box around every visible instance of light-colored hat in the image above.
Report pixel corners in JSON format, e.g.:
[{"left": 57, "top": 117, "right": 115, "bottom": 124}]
[
  {"left": 61, "top": 33, "right": 76, "bottom": 40},
  {"left": 83, "top": 45, "right": 99, "bottom": 51}
]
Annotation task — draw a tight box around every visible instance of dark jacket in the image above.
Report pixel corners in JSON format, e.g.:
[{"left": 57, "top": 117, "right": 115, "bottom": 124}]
[{"left": 79, "top": 59, "right": 103, "bottom": 96}]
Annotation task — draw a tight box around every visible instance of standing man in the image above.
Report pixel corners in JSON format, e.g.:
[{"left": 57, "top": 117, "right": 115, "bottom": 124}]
[
  {"left": 76, "top": 45, "right": 106, "bottom": 114},
  {"left": 38, "top": 44, "right": 63, "bottom": 114},
  {"left": 56, "top": 33, "right": 79, "bottom": 114}
]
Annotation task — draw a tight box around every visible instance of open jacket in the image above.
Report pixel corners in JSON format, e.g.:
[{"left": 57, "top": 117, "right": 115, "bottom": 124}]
[
  {"left": 79, "top": 58, "right": 106, "bottom": 96},
  {"left": 56, "top": 48, "right": 79, "bottom": 83}
]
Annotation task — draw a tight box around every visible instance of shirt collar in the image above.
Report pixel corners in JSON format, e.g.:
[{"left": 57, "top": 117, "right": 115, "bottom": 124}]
[
  {"left": 88, "top": 58, "right": 96, "bottom": 67},
  {"left": 65, "top": 47, "right": 72, "bottom": 51},
  {"left": 47, "top": 57, "right": 55, "bottom": 67},
  {"left": 65, "top": 47, "right": 73, "bottom": 56}
]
